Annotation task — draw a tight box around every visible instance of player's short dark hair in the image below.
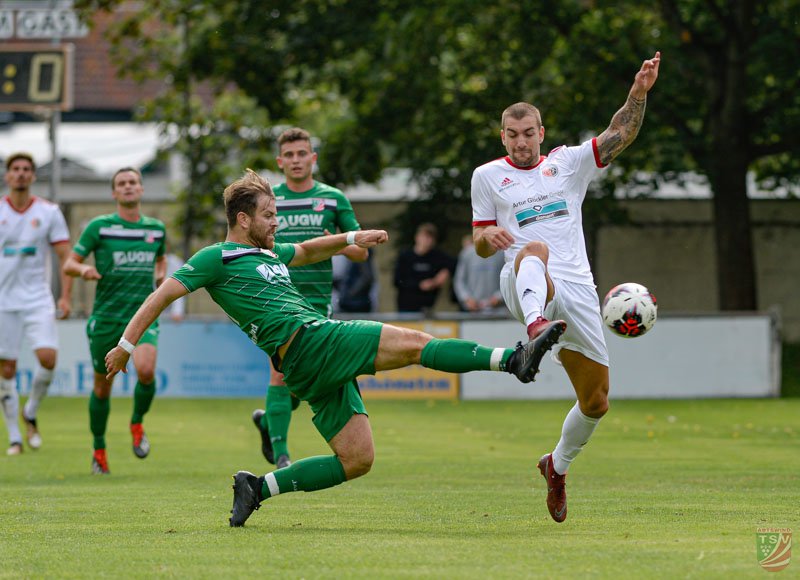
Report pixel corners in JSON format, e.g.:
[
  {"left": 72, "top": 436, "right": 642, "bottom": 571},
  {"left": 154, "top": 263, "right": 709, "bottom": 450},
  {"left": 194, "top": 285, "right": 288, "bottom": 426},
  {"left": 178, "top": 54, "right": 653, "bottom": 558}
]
[
  {"left": 111, "top": 167, "right": 142, "bottom": 189},
  {"left": 5, "top": 152, "right": 35, "bottom": 171},
  {"left": 277, "top": 127, "right": 312, "bottom": 150},
  {"left": 501, "top": 102, "right": 542, "bottom": 130},
  {"left": 223, "top": 169, "right": 274, "bottom": 227}
]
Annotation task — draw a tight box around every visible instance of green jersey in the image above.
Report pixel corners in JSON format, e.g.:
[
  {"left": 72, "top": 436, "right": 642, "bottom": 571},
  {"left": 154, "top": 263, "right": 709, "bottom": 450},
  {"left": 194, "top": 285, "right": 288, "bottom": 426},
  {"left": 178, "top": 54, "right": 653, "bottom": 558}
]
[
  {"left": 273, "top": 181, "right": 361, "bottom": 313},
  {"left": 73, "top": 213, "right": 166, "bottom": 321},
  {"left": 171, "top": 241, "right": 325, "bottom": 357}
]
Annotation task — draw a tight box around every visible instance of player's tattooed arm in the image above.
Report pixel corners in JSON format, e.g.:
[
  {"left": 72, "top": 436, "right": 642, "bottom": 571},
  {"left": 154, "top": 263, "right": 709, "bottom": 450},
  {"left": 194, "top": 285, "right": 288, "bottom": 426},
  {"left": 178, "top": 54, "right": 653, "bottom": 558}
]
[
  {"left": 596, "top": 51, "right": 660, "bottom": 165},
  {"left": 596, "top": 94, "right": 646, "bottom": 165}
]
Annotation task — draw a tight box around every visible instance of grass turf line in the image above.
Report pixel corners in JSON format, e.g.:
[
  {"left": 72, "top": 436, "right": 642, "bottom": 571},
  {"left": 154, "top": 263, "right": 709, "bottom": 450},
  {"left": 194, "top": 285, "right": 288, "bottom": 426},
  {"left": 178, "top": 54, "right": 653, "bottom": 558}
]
[{"left": 0, "top": 397, "right": 798, "bottom": 579}]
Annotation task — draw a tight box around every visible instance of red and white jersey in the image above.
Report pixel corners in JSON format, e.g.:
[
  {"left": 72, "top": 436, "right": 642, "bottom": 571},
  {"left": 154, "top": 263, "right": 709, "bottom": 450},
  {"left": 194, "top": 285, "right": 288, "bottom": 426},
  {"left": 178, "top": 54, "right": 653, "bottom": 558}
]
[
  {"left": 0, "top": 196, "right": 70, "bottom": 311},
  {"left": 471, "top": 138, "right": 607, "bottom": 285}
]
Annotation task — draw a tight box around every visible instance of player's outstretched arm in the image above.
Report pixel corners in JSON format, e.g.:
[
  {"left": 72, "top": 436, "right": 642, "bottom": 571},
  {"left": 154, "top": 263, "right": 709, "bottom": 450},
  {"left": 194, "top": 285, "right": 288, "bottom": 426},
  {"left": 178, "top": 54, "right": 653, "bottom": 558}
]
[
  {"left": 104, "top": 278, "right": 189, "bottom": 379},
  {"left": 322, "top": 228, "right": 369, "bottom": 262},
  {"left": 596, "top": 51, "right": 661, "bottom": 166},
  {"left": 291, "top": 229, "right": 388, "bottom": 267}
]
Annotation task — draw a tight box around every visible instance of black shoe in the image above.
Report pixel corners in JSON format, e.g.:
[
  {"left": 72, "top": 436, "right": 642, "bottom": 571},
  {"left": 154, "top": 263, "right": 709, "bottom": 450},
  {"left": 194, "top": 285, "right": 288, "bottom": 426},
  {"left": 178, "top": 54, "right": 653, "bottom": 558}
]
[
  {"left": 276, "top": 454, "right": 291, "bottom": 469},
  {"left": 251, "top": 409, "right": 275, "bottom": 464},
  {"left": 229, "top": 471, "right": 262, "bottom": 527},
  {"left": 506, "top": 320, "right": 566, "bottom": 383}
]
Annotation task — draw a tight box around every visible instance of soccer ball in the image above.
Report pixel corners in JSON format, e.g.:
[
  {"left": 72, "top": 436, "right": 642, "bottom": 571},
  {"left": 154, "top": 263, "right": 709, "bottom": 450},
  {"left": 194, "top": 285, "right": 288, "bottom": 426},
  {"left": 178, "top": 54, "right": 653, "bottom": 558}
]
[{"left": 602, "top": 283, "right": 658, "bottom": 338}]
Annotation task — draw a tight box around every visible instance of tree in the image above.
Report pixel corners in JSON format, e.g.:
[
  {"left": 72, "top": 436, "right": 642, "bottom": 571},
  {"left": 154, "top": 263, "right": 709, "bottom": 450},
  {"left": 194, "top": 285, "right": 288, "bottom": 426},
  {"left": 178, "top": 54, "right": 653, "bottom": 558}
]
[{"left": 77, "top": 0, "right": 800, "bottom": 309}]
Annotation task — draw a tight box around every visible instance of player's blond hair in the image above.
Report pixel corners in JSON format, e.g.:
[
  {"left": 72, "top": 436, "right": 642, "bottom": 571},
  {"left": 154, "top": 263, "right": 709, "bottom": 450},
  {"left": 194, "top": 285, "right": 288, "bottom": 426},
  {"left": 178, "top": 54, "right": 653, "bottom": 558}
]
[{"left": 223, "top": 169, "right": 274, "bottom": 227}]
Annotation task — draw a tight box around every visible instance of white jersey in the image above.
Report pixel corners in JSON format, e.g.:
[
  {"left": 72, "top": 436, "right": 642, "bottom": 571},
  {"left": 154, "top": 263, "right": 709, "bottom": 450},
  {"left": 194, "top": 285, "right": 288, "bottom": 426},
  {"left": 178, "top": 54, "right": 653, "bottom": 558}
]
[
  {"left": 0, "top": 195, "right": 70, "bottom": 311},
  {"left": 471, "top": 138, "right": 607, "bottom": 285}
]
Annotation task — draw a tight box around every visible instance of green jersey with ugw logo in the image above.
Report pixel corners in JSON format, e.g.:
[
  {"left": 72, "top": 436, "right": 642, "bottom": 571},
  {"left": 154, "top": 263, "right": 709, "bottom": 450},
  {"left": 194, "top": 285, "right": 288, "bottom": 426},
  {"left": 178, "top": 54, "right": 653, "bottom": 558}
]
[
  {"left": 73, "top": 213, "right": 166, "bottom": 321},
  {"left": 273, "top": 182, "right": 361, "bottom": 315},
  {"left": 171, "top": 241, "right": 325, "bottom": 357}
]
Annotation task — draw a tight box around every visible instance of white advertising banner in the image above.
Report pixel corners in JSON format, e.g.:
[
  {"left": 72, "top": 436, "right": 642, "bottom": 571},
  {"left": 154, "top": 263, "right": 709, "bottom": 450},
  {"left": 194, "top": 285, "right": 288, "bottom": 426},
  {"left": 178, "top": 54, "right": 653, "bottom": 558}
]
[{"left": 460, "top": 315, "right": 780, "bottom": 400}]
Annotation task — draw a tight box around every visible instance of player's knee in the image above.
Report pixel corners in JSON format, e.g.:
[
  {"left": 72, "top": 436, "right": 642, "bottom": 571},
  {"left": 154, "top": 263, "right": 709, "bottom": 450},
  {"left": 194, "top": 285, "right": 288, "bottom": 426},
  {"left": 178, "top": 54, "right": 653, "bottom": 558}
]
[
  {"left": 0, "top": 359, "right": 17, "bottom": 379},
  {"left": 36, "top": 351, "right": 57, "bottom": 370},
  {"left": 520, "top": 240, "right": 549, "bottom": 262},
  {"left": 341, "top": 445, "right": 375, "bottom": 480},
  {"left": 137, "top": 369, "right": 156, "bottom": 384},
  {"left": 583, "top": 391, "right": 609, "bottom": 418}
]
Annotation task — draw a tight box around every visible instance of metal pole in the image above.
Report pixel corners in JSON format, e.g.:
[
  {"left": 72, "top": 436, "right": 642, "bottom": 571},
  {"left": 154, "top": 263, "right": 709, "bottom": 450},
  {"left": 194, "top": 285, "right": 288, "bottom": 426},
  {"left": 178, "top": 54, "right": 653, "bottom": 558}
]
[{"left": 48, "top": 109, "right": 60, "bottom": 201}]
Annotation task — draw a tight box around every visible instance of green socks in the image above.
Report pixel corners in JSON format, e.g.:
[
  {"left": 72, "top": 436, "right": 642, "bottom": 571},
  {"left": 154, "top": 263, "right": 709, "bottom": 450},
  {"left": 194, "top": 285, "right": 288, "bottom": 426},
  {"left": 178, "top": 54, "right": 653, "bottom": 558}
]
[
  {"left": 260, "top": 455, "right": 347, "bottom": 499},
  {"left": 420, "top": 339, "right": 512, "bottom": 373},
  {"left": 266, "top": 386, "right": 292, "bottom": 458},
  {"left": 131, "top": 380, "right": 156, "bottom": 424},
  {"left": 89, "top": 392, "right": 110, "bottom": 450}
]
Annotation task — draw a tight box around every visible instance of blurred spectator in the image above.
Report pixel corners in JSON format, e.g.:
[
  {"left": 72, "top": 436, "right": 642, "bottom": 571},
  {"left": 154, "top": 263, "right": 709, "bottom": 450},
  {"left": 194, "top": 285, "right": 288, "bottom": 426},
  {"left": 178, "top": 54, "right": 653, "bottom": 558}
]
[
  {"left": 393, "top": 222, "right": 455, "bottom": 313},
  {"left": 339, "top": 249, "right": 376, "bottom": 313},
  {"left": 454, "top": 234, "right": 506, "bottom": 314},
  {"left": 162, "top": 252, "right": 186, "bottom": 321}
]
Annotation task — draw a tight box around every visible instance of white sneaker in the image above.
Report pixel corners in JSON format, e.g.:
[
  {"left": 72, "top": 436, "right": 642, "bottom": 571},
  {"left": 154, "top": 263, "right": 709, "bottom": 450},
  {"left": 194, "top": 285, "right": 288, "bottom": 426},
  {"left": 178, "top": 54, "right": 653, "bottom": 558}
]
[
  {"left": 22, "top": 414, "right": 41, "bottom": 450},
  {"left": 7, "top": 442, "right": 23, "bottom": 456}
]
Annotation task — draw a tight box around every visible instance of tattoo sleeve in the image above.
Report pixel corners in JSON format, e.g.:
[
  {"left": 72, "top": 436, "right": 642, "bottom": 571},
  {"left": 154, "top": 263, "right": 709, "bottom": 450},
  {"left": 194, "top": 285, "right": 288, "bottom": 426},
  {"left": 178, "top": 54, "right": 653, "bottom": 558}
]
[{"left": 597, "top": 94, "right": 647, "bottom": 165}]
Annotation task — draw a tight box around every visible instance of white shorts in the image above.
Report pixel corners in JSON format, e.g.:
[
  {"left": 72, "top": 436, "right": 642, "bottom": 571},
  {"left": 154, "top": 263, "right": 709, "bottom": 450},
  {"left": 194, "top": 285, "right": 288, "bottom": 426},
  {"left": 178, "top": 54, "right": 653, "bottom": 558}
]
[
  {"left": 500, "top": 263, "right": 609, "bottom": 367},
  {"left": 0, "top": 306, "right": 58, "bottom": 360}
]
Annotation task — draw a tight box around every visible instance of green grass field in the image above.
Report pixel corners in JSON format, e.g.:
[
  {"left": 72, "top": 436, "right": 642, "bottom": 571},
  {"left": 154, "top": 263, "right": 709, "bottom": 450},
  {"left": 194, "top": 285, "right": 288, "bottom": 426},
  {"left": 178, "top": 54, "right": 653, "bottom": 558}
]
[{"left": 1, "top": 397, "right": 798, "bottom": 579}]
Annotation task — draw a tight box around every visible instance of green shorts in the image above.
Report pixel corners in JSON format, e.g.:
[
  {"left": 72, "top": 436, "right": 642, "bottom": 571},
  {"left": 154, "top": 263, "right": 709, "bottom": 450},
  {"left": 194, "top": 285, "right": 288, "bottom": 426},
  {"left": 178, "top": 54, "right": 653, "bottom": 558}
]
[
  {"left": 281, "top": 319, "right": 383, "bottom": 441},
  {"left": 87, "top": 316, "right": 159, "bottom": 374}
]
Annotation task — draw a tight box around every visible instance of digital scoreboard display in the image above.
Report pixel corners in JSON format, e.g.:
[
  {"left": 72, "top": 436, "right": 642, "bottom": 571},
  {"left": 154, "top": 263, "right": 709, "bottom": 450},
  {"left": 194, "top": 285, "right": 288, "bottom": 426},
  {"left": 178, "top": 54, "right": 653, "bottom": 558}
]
[{"left": 0, "top": 44, "right": 73, "bottom": 111}]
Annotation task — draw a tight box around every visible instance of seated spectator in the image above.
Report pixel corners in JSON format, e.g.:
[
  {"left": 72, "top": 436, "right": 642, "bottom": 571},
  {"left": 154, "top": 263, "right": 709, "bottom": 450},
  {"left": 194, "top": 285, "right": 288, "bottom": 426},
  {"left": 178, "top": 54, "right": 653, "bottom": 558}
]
[{"left": 393, "top": 222, "right": 455, "bottom": 313}]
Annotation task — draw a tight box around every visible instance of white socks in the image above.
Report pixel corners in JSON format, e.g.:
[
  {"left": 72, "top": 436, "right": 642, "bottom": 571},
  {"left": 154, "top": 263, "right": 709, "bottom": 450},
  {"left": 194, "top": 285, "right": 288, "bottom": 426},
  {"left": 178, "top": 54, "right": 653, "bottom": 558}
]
[
  {"left": 0, "top": 377, "right": 22, "bottom": 445},
  {"left": 552, "top": 402, "right": 601, "bottom": 475},
  {"left": 23, "top": 367, "right": 54, "bottom": 420},
  {"left": 515, "top": 256, "right": 548, "bottom": 326}
]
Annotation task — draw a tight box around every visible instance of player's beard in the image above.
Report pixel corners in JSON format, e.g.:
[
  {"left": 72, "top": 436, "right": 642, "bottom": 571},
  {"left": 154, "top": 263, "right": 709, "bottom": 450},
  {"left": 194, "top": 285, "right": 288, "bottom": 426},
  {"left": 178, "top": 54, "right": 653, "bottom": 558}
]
[
  {"left": 510, "top": 149, "right": 535, "bottom": 167},
  {"left": 250, "top": 224, "right": 275, "bottom": 249}
]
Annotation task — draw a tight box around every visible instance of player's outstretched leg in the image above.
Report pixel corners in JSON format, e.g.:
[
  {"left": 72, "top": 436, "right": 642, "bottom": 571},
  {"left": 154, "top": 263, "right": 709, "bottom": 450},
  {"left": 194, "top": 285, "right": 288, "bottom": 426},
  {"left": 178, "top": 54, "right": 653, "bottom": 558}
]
[
  {"left": 251, "top": 409, "right": 275, "bottom": 464},
  {"left": 537, "top": 453, "right": 567, "bottom": 523},
  {"left": 418, "top": 336, "right": 560, "bottom": 383}
]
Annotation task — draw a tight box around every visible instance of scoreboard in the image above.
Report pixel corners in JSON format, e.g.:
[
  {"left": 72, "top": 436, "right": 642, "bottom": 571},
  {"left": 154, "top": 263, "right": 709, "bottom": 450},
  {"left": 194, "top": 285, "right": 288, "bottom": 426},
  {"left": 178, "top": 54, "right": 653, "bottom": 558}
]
[{"left": 0, "top": 44, "right": 73, "bottom": 111}]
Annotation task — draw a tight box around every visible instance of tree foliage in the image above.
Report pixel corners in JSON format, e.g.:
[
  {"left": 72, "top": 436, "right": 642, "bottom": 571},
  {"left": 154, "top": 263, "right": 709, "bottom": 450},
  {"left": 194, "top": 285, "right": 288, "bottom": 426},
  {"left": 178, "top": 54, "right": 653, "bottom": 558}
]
[{"left": 76, "top": 0, "right": 800, "bottom": 309}]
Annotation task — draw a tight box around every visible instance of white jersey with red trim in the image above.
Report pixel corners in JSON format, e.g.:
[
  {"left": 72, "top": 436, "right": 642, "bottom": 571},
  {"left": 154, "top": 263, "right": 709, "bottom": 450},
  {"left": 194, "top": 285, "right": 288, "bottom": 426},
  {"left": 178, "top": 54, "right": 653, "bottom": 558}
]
[
  {"left": 470, "top": 138, "right": 607, "bottom": 285},
  {"left": 0, "top": 196, "right": 70, "bottom": 310}
]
